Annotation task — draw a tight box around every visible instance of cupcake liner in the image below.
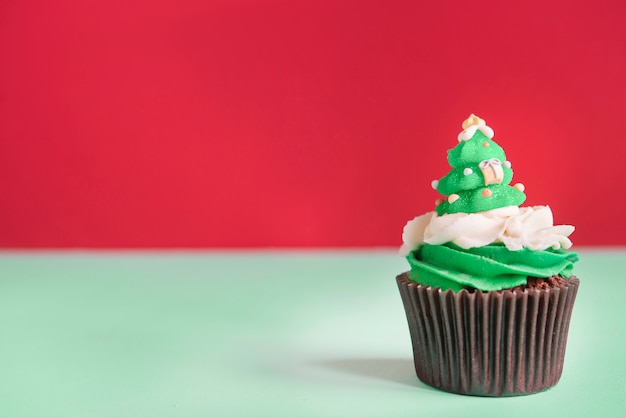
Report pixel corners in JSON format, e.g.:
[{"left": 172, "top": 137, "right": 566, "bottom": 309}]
[{"left": 396, "top": 273, "right": 580, "bottom": 396}]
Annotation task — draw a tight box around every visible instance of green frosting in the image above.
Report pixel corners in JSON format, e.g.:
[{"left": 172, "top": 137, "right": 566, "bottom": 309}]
[
  {"left": 406, "top": 243, "right": 578, "bottom": 292},
  {"left": 405, "top": 121, "right": 578, "bottom": 292},
  {"left": 436, "top": 130, "right": 526, "bottom": 215}
]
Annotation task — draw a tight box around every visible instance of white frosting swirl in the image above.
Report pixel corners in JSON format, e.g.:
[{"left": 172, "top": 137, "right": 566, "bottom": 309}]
[{"left": 399, "top": 205, "right": 574, "bottom": 256}]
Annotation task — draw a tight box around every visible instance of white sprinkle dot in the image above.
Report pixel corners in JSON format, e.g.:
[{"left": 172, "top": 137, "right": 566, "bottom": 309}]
[
  {"left": 431, "top": 180, "right": 439, "bottom": 190},
  {"left": 448, "top": 194, "right": 460, "bottom": 204},
  {"left": 504, "top": 161, "right": 512, "bottom": 168},
  {"left": 463, "top": 168, "right": 472, "bottom": 176}
]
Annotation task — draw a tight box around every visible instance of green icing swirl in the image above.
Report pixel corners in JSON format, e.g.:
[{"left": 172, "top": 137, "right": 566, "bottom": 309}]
[{"left": 406, "top": 243, "right": 578, "bottom": 292}]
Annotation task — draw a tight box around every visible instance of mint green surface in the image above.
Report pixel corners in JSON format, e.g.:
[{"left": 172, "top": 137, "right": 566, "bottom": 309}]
[{"left": 0, "top": 250, "right": 624, "bottom": 417}]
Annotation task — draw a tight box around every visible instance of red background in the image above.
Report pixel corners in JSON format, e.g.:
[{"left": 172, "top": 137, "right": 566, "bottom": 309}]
[{"left": 1, "top": 0, "right": 625, "bottom": 248}]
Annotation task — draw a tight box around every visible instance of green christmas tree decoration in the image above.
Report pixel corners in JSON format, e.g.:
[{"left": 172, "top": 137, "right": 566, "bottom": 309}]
[{"left": 434, "top": 115, "right": 526, "bottom": 215}]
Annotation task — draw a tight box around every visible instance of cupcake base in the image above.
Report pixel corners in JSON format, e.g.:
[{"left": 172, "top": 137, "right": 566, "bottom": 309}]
[{"left": 396, "top": 273, "right": 580, "bottom": 396}]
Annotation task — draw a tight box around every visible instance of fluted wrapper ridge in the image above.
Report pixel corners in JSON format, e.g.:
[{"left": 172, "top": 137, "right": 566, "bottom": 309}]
[{"left": 396, "top": 273, "right": 579, "bottom": 396}]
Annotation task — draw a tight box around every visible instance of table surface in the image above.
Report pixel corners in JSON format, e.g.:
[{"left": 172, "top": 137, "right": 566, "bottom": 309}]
[{"left": 1, "top": 249, "right": 625, "bottom": 418}]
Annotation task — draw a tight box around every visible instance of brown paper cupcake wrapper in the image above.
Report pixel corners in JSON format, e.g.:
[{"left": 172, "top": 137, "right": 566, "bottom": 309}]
[{"left": 396, "top": 273, "right": 580, "bottom": 396}]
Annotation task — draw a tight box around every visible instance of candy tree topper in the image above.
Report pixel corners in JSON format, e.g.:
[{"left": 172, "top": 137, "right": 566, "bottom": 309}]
[{"left": 432, "top": 114, "right": 526, "bottom": 215}]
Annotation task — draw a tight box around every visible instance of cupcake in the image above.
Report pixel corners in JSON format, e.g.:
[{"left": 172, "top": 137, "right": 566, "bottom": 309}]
[{"left": 396, "top": 114, "right": 579, "bottom": 396}]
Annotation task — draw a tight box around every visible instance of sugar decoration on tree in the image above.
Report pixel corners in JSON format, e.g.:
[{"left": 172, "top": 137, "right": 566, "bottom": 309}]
[{"left": 433, "top": 114, "right": 526, "bottom": 215}]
